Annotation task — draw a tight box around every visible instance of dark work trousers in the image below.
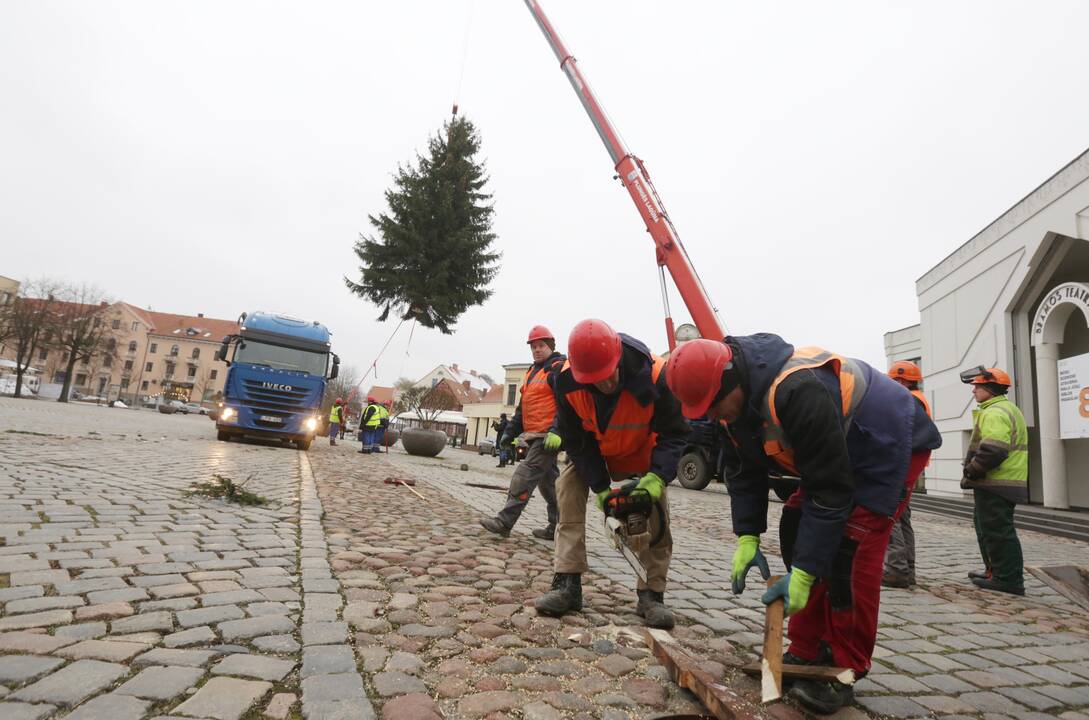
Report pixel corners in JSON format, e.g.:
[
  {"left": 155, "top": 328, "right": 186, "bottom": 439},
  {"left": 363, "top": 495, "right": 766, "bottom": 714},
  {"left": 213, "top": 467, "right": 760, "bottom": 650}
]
[
  {"left": 883, "top": 504, "right": 916, "bottom": 581},
  {"left": 973, "top": 489, "right": 1024, "bottom": 588},
  {"left": 495, "top": 438, "right": 559, "bottom": 531},
  {"left": 787, "top": 450, "right": 930, "bottom": 675}
]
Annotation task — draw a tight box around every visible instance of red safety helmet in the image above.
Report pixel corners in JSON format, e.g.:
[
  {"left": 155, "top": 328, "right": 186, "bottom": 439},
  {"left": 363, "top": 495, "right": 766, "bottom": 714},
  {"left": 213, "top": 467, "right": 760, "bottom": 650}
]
[
  {"left": 568, "top": 319, "right": 621, "bottom": 384},
  {"left": 887, "top": 361, "right": 922, "bottom": 384},
  {"left": 334, "top": 397, "right": 343, "bottom": 405},
  {"left": 527, "top": 325, "right": 554, "bottom": 344},
  {"left": 960, "top": 366, "right": 1011, "bottom": 387},
  {"left": 366, "top": 395, "right": 377, "bottom": 403},
  {"left": 665, "top": 339, "right": 735, "bottom": 419}
]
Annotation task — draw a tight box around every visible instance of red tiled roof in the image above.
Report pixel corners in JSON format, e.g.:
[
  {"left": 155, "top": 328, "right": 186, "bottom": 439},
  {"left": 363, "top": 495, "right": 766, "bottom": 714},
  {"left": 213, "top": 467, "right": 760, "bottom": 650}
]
[
  {"left": 365, "top": 386, "right": 394, "bottom": 405},
  {"left": 478, "top": 383, "right": 504, "bottom": 403},
  {"left": 119, "top": 303, "right": 239, "bottom": 342}
]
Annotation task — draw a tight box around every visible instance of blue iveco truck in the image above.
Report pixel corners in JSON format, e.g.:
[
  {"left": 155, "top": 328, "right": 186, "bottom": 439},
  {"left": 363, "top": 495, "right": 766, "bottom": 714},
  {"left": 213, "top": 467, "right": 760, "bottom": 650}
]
[{"left": 214, "top": 311, "right": 339, "bottom": 451}]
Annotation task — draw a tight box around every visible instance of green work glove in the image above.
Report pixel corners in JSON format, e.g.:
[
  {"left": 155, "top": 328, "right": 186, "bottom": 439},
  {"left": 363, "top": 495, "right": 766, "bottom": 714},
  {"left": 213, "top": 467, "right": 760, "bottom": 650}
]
[
  {"left": 543, "top": 431, "right": 562, "bottom": 451},
  {"left": 730, "top": 535, "right": 770, "bottom": 595},
  {"left": 635, "top": 472, "right": 664, "bottom": 502},
  {"left": 595, "top": 488, "right": 613, "bottom": 512},
  {"left": 512, "top": 436, "right": 526, "bottom": 448},
  {"left": 761, "top": 567, "right": 816, "bottom": 616}
]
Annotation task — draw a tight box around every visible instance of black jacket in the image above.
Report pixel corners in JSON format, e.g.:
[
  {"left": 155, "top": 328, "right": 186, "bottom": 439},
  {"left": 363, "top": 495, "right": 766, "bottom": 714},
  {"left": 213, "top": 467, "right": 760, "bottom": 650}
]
[{"left": 553, "top": 334, "right": 689, "bottom": 492}]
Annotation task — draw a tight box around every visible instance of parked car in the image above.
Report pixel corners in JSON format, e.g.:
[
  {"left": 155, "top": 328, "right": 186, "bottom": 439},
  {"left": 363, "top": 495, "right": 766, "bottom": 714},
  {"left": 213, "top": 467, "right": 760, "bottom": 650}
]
[
  {"left": 179, "top": 403, "right": 207, "bottom": 415},
  {"left": 478, "top": 437, "right": 498, "bottom": 456}
]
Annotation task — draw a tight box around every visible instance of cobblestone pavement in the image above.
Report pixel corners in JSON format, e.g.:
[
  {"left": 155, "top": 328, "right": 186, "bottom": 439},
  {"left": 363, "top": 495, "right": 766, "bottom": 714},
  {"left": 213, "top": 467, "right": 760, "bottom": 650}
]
[{"left": 2, "top": 396, "right": 1089, "bottom": 720}]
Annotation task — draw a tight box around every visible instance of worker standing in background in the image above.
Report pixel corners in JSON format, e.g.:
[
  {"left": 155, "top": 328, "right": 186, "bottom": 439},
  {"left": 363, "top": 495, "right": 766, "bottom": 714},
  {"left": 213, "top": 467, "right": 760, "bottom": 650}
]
[
  {"left": 665, "top": 335, "right": 940, "bottom": 714},
  {"left": 534, "top": 319, "right": 687, "bottom": 630},
  {"left": 882, "top": 361, "right": 932, "bottom": 588},
  {"left": 328, "top": 398, "right": 344, "bottom": 446},
  {"left": 492, "top": 413, "right": 511, "bottom": 467},
  {"left": 480, "top": 326, "right": 565, "bottom": 540},
  {"left": 960, "top": 366, "right": 1028, "bottom": 596},
  {"left": 359, "top": 395, "right": 381, "bottom": 454}
]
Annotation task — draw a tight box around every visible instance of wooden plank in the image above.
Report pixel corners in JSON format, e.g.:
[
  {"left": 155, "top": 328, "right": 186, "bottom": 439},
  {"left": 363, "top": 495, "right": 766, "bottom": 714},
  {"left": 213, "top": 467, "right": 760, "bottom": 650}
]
[
  {"left": 761, "top": 575, "right": 784, "bottom": 703},
  {"left": 642, "top": 628, "right": 759, "bottom": 720},
  {"left": 742, "top": 662, "right": 856, "bottom": 685}
]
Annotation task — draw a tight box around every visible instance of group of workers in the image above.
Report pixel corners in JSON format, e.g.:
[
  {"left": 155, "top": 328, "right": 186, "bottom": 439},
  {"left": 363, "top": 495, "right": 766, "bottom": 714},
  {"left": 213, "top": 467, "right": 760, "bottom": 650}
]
[
  {"left": 475, "top": 320, "right": 1029, "bottom": 715},
  {"left": 326, "top": 395, "right": 391, "bottom": 452}
]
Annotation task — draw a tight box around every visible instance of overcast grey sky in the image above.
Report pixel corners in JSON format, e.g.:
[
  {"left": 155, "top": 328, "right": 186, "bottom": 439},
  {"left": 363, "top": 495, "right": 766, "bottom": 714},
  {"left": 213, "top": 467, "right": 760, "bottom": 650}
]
[{"left": 3, "top": 0, "right": 1088, "bottom": 387}]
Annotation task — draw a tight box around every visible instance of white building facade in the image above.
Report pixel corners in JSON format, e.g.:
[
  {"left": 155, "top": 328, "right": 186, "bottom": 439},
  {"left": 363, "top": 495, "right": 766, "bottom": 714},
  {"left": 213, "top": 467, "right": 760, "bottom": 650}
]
[{"left": 886, "top": 148, "right": 1089, "bottom": 509}]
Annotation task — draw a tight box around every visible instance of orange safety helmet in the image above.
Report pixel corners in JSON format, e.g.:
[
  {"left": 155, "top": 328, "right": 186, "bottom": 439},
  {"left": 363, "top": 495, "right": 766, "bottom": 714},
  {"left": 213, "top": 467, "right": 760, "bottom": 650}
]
[
  {"left": 887, "top": 361, "right": 922, "bottom": 384},
  {"left": 665, "top": 339, "right": 736, "bottom": 419},
  {"left": 960, "top": 366, "right": 1012, "bottom": 387},
  {"left": 527, "top": 325, "right": 554, "bottom": 344},
  {"left": 568, "top": 319, "right": 621, "bottom": 384},
  {"left": 334, "top": 398, "right": 343, "bottom": 405}
]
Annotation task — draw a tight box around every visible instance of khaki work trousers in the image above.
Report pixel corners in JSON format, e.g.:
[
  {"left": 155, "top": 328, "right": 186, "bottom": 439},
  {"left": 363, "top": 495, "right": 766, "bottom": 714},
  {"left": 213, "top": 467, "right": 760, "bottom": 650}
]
[{"left": 553, "top": 461, "right": 672, "bottom": 593}]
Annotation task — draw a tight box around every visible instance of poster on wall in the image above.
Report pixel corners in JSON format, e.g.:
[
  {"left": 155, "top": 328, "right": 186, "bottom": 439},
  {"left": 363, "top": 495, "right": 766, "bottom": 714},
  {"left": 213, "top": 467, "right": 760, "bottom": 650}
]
[{"left": 1058, "top": 352, "right": 1089, "bottom": 439}]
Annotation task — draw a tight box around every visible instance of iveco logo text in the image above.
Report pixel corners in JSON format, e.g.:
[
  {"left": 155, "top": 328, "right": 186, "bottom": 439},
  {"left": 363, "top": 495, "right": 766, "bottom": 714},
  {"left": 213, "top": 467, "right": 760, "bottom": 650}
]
[{"left": 262, "top": 382, "right": 293, "bottom": 392}]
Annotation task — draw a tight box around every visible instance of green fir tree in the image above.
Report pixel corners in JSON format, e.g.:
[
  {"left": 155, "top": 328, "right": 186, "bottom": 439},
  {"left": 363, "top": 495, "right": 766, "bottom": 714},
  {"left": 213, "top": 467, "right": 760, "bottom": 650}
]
[{"left": 346, "top": 116, "right": 500, "bottom": 334}]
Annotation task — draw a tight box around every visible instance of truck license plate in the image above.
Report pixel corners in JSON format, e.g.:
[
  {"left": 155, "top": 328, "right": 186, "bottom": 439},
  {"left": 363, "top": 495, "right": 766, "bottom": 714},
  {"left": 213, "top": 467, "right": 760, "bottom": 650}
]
[{"left": 260, "top": 415, "right": 282, "bottom": 423}]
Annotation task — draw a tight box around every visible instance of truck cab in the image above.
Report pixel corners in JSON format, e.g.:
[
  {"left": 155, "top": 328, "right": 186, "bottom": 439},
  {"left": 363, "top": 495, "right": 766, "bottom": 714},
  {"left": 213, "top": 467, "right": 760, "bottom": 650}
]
[{"left": 214, "top": 311, "right": 338, "bottom": 451}]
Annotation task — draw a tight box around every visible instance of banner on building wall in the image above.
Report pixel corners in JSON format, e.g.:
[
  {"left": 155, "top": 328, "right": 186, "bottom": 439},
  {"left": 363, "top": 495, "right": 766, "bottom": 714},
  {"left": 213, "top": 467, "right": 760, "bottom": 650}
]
[{"left": 1058, "top": 352, "right": 1089, "bottom": 439}]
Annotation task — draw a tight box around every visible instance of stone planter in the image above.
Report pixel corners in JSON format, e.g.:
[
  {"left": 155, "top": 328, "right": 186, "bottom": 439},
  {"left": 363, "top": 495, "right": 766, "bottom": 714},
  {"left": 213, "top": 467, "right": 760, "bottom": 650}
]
[
  {"left": 400, "top": 427, "right": 446, "bottom": 457},
  {"left": 157, "top": 404, "right": 177, "bottom": 415},
  {"left": 382, "top": 429, "right": 401, "bottom": 447}
]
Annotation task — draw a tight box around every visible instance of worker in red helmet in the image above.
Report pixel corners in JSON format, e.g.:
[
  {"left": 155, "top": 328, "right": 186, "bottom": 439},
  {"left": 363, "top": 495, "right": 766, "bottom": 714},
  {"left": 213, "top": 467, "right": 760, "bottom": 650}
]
[
  {"left": 359, "top": 395, "right": 385, "bottom": 454},
  {"left": 882, "top": 361, "right": 932, "bottom": 588},
  {"left": 479, "top": 325, "right": 565, "bottom": 540},
  {"left": 665, "top": 335, "right": 940, "bottom": 714},
  {"left": 533, "top": 319, "right": 689, "bottom": 630},
  {"left": 327, "top": 398, "right": 344, "bottom": 446}
]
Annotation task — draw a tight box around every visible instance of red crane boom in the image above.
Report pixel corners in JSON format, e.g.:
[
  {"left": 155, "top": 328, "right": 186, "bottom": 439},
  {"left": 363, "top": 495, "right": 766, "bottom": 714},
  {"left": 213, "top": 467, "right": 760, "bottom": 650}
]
[{"left": 524, "top": 0, "right": 726, "bottom": 348}]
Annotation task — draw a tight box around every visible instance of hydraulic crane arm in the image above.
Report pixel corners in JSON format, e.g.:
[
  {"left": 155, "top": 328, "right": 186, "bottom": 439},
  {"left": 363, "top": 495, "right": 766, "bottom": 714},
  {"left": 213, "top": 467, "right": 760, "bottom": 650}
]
[{"left": 524, "top": 0, "right": 726, "bottom": 347}]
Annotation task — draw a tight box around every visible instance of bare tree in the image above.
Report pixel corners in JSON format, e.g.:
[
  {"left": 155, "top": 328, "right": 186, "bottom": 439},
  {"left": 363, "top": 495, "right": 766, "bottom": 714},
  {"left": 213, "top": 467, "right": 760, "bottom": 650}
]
[
  {"left": 322, "top": 365, "right": 360, "bottom": 419},
  {"left": 53, "top": 285, "right": 121, "bottom": 403},
  {"left": 398, "top": 382, "right": 459, "bottom": 428},
  {"left": 390, "top": 376, "right": 416, "bottom": 415},
  {"left": 5, "top": 278, "right": 61, "bottom": 398}
]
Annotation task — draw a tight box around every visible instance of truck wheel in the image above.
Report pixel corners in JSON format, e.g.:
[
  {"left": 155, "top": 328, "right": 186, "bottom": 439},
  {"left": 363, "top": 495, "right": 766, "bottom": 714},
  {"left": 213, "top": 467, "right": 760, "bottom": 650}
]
[
  {"left": 296, "top": 437, "right": 312, "bottom": 451},
  {"left": 677, "top": 452, "right": 711, "bottom": 490},
  {"left": 217, "top": 430, "right": 232, "bottom": 442}
]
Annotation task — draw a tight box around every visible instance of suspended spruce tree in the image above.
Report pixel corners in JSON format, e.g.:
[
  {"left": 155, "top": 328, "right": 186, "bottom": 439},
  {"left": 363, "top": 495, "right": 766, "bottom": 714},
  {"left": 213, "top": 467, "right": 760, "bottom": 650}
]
[{"left": 346, "top": 116, "right": 500, "bottom": 334}]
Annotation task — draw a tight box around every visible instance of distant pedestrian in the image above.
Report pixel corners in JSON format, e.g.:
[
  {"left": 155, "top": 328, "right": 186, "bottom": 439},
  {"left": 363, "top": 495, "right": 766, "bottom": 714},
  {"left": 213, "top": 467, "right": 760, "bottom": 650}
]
[
  {"left": 960, "top": 366, "right": 1027, "bottom": 596},
  {"left": 359, "top": 396, "right": 382, "bottom": 454},
  {"left": 492, "top": 413, "right": 510, "bottom": 468},
  {"left": 882, "top": 361, "right": 932, "bottom": 588},
  {"left": 328, "top": 398, "right": 344, "bottom": 446}
]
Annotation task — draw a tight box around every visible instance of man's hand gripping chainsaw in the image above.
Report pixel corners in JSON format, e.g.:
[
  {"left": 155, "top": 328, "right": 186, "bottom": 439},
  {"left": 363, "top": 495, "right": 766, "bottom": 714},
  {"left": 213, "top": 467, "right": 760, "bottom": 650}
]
[{"left": 602, "top": 480, "right": 653, "bottom": 583}]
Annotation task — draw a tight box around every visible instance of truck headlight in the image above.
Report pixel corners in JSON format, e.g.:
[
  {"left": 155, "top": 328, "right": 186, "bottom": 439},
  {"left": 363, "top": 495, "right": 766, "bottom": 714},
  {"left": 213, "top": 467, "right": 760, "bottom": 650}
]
[
  {"left": 305, "top": 417, "right": 318, "bottom": 431},
  {"left": 220, "top": 407, "right": 236, "bottom": 421}
]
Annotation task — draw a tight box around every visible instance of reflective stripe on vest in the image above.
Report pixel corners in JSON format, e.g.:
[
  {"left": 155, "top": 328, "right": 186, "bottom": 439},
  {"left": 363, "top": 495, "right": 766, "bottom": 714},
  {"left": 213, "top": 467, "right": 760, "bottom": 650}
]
[
  {"left": 364, "top": 404, "right": 386, "bottom": 427},
  {"left": 564, "top": 356, "right": 665, "bottom": 475},
  {"left": 520, "top": 362, "right": 559, "bottom": 433},
  {"left": 328, "top": 406, "right": 341, "bottom": 423},
  {"left": 760, "top": 347, "right": 868, "bottom": 475},
  {"left": 969, "top": 397, "right": 1029, "bottom": 484}
]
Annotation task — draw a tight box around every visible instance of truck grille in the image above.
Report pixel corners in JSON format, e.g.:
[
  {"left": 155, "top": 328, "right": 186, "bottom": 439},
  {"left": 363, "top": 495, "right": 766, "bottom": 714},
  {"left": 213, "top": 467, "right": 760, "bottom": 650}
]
[{"left": 240, "top": 379, "right": 310, "bottom": 427}]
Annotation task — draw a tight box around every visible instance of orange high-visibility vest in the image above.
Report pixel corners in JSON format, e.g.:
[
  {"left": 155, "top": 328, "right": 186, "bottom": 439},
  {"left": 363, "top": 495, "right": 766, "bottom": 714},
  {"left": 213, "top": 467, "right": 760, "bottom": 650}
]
[
  {"left": 911, "top": 389, "right": 932, "bottom": 418},
  {"left": 760, "top": 347, "right": 868, "bottom": 475},
  {"left": 520, "top": 361, "right": 560, "bottom": 433},
  {"left": 563, "top": 356, "right": 665, "bottom": 475}
]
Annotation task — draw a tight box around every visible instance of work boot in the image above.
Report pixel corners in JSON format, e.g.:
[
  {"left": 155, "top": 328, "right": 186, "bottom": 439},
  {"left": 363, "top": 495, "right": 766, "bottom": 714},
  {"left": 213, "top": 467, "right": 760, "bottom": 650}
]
[
  {"left": 531, "top": 526, "right": 555, "bottom": 541},
  {"left": 971, "top": 576, "right": 1024, "bottom": 596},
  {"left": 635, "top": 589, "right": 675, "bottom": 629},
  {"left": 968, "top": 568, "right": 991, "bottom": 580},
  {"left": 330, "top": 439, "right": 336, "bottom": 446},
  {"left": 534, "top": 573, "right": 582, "bottom": 616},
  {"left": 478, "top": 517, "right": 510, "bottom": 538},
  {"left": 881, "top": 572, "right": 912, "bottom": 589},
  {"left": 792, "top": 679, "right": 855, "bottom": 715}
]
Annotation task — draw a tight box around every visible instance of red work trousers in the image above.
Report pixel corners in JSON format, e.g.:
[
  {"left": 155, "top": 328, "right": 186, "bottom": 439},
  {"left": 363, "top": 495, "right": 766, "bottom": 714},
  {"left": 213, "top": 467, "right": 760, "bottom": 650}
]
[{"left": 785, "top": 450, "right": 930, "bottom": 675}]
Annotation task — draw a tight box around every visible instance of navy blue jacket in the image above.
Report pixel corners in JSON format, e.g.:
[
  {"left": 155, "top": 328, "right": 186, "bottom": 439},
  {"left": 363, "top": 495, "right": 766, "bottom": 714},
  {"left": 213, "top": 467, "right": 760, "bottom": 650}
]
[
  {"left": 724, "top": 333, "right": 941, "bottom": 577},
  {"left": 553, "top": 334, "right": 689, "bottom": 492}
]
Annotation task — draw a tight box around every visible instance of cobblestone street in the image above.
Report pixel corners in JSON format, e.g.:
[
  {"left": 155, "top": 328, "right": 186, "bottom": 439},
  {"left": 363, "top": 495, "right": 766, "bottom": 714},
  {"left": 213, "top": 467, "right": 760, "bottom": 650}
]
[{"left": 1, "top": 397, "right": 1088, "bottom": 719}]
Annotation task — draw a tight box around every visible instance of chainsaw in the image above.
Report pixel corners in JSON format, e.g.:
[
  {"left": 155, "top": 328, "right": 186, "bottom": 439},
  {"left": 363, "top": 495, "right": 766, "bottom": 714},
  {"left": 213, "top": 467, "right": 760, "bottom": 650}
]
[{"left": 602, "top": 480, "right": 652, "bottom": 583}]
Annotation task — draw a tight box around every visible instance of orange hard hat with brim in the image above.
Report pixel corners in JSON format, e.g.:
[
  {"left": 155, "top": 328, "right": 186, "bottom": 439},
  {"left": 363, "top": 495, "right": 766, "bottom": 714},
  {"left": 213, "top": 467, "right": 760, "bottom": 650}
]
[
  {"left": 888, "top": 361, "right": 922, "bottom": 383},
  {"left": 666, "top": 339, "right": 735, "bottom": 419},
  {"left": 568, "top": 319, "right": 621, "bottom": 384},
  {"left": 960, "top": 366, "right": 1011, "bottom": 387}
]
